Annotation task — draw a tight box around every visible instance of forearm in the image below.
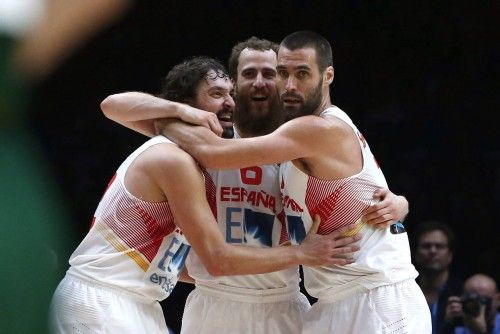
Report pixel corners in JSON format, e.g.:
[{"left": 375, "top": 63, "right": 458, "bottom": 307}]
[
  {"left": 207, "top": 243, "right": 302, "bottom": 276},
  {"left": 161, "top": 121, "right": 290, "bottom": 169},
  {"left": 101, "top": 92, "right": 183, "bottom": 136},
  {"left": 160, "top": 122, "right": 226, "bottom": 167},
  {"left": 178, "top": 267, "right": 195, "bottom": 284}
]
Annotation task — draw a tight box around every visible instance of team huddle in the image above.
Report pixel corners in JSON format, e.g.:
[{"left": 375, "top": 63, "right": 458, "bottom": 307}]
[{"left": 49, "top": 31, "right": 432, "bottom": 333}]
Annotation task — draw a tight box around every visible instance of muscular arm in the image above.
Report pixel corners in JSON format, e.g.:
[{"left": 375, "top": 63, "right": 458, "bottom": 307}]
[
  {"left": 150, "top": 145, "right": 358, "bottom": 276},
  {"left": 101, "top": 92, "right": 222, "bottom": 137},
  {"left": 157, "top": 120, "right": 411, "bottom": 226},
  {"left": 158, "top": 115, "right": 330, "bottom": 170}
]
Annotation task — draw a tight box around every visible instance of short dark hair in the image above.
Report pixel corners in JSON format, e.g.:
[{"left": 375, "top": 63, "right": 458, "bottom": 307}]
[
  {"left": 159, "top": 56, "right": 228, "bottom": 103},
  {"left": 280, "top": 30, "right": 333, "bottom": 72},
  {"left": 228, "top": 36, "right": 279, "bottom": 80},
  {"left": 413, "top": 220, "right": 456, "bottom": 252}
]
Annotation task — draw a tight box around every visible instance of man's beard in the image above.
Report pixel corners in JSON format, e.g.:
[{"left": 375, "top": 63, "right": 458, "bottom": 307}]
[
  {"left": 222, "top": 126, "right": 234, "bottom": 138},
  {"left": 282, "top": 77, "right": 323, "bottom": 121},
  {"left": 418, "top": 262, "right": 448, "bottom": 276},
  {"left": 214, "top": 107, "right": 234, "bottom": 138},
  {"left": 233, "top": 92, "right": 283, "bottom": 137}
]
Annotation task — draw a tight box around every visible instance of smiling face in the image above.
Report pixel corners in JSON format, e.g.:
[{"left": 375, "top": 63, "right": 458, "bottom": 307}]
[
  {"left": 232, "top": 48, "right": 283, "bottom": 136},
  {"left": 276, "top": 46, "right": 326, "bottom": 121},
  {"left": 193, "top": 70, "right": 235, "bottom": 137}
]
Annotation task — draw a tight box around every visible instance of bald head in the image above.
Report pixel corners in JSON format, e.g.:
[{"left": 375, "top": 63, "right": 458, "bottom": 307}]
[{"left": 464, "top": 274, "right": 497, "bottom": 297}]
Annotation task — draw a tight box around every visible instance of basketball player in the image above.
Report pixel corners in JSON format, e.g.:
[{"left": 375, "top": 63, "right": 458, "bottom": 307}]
[
  {"left": 50, "top": 56, "right": 362, "bottom": 334},
  {"left": 102, "top": 38, "right": 410, "bottom": 333},
  {"left": 148, "top": 32, "right": 431, "bottom": 333}
]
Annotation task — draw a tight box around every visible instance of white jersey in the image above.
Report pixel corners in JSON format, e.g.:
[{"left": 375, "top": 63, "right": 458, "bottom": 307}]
[
  {"left": 280, "top": 106, "right": 418, "bottom": 299},
  {"left": 186, "top": 129, "right": 300, "bottom": 291},
  {"left": 67, "top": 136, "right": 212, "bottom": 301}
]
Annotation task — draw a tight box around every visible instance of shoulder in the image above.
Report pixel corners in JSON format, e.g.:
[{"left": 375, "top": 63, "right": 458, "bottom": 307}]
[
  {"left": 140, "top": 142, "right": 198, "bottom": 171},
  {"left": 278, "top": 115, "right": 331, "bottom": 136}
]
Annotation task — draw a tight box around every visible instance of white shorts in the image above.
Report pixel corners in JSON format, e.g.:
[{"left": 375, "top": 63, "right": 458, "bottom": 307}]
[
  {"left": 303, "top": 279, "right": 431, "bottom": 334},
  {"left": 49, "top": 274, "right": 168, "bottom": 334},
  {"left": 181, "top": 283, "right": 310, "bottom": 334}
]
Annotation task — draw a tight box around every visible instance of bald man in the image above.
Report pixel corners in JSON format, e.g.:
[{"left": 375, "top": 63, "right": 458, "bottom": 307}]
[{"left": 446, "top": 274, "right": 500, "bottom": 334}]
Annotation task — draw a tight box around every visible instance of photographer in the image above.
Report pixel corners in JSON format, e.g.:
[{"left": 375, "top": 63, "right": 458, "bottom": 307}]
[
  {"left": 446, "top": 274, "right": 500, "bottom": 334},
  {"left": 413, "top": 220, "right": 463, "bottom": 333}
]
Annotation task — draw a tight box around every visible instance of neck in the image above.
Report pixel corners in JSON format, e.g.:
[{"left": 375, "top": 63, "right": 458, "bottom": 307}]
[
  {"left": 314, "top": 93, "right": 332, "bottom": 116},
  {"left": 420, "top": 270, "right": 449, "bottom": 302}
]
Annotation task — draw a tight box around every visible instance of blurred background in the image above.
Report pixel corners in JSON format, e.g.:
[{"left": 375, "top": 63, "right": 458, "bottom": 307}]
[{"left": 1, "top": 1, "right": 498, "bottom": 333}]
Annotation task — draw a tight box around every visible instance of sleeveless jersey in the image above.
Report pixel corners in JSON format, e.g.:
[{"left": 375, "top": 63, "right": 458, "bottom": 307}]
[
  {"left": 186, "top": 128, "right": 300, "bottom": 290},
  {"left": 280, "top": 106, "right": 418, "bottom": 299},
  {"left": 67, "top": 136, "right": 213, "bottom": 301}
]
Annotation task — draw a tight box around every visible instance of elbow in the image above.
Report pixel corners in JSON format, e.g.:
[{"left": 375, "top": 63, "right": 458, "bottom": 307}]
[
  {"left": 205, "top": 261, "right": 226, "bottom": 276},
  {"left": 202, "top": 247, "right": 233, "bottom": 276}
]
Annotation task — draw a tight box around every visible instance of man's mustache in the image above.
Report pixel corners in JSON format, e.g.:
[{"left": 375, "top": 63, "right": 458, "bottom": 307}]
[{"left": 280, "top": 92, "right": 303, "bottom": 101}]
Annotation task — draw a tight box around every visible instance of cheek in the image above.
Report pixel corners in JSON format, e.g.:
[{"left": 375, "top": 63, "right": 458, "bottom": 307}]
[{"left": 276, "top": 80, "right": 286, "bottom": 92}]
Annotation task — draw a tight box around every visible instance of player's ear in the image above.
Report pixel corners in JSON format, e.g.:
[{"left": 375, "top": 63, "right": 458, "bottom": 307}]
[{"left": 324, "top": 66, "right": 334, "bottom": 85}]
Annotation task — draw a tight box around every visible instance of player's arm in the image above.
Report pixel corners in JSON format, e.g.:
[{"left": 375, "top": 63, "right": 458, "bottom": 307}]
[
  {"left": 151, "top": 146, "right": 359, "bottom": 276},
  {"left": 100, "top": 92, "right": 222, "bottom": 137},
  {"left": 178, "top": 267, "right": 195, "bottom": 284},
  {"left": 157, "top": 115, "right": 332, "bottom": 170}
]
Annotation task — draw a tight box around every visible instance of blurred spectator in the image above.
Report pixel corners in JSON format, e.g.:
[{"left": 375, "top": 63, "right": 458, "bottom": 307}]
[
  {"left": 0, "top": 1, "right": 131, "bottom": 333},
  {"left": 446, "top": 274, "right": 500, "bottom": 334},
  {"left": 413, "top": 220, "right": 464, "bottom": 334}
]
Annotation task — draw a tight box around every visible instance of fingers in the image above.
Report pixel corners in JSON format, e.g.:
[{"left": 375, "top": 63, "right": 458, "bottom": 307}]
[
  {"left": 372, "top": 187, "right": 389, "bottom": 200},
  {"left": 325, "top": 245, "right": 360, "bottom": 265},
  {"left": 308, "top": 215, "right": 321, "bottom": 235},
  {"left": 364, "top": 211, "right": 396, "bottom": 228},
  {"left": 329, "top": 223, "right": 359, "bottom": 240},
  {"left": 331, "top": 234, "right": 361, "bottom": 248},
  {"left": 328, "top": 257, "right": 355, "bottom": 266},
  {"left": 362, "top": 200, "right": 387, "bottom": 216},
  {"left": 207, "top": 114, "right": 223, "bottom": 137},
  {"left": 446, "top": 296, "right": 463, "bottom": 318}
]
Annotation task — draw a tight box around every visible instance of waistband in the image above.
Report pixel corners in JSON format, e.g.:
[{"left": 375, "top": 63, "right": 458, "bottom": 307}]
[
  {"left": 195, "top": 282, "right": 301, "bottom": 303},
  {"left": 66, "top": 271, "right": 156, "bottom": 305},
  {"left": 316, "top": 278, "right": 416, "bottom": 303}
]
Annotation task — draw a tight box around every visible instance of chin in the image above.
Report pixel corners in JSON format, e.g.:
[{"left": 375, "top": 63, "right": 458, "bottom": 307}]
[{"left": 284, "top": 108, "right": 301, "bottom": 121}]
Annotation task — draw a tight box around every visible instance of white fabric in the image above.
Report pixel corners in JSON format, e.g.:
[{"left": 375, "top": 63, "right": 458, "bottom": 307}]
[
  {"left": 186, "top": 128, "right": 299, "bottom": 291},
  {"left": 303, "top": 279, "right": 431, "bottom": 334},
  {"left": 181, "top": 283, "right": 310, "bottom": 334},
  {"left": 187, "top": 128, "right": 299, "bottom": 290},
  {"left": 50, "top": 274, "right": 168, "bottom": 334},
  {"left": 67, "top": 136, "right": 191, "bottom": 300},
  {"left": 51, "top": 136, "right": 198, "bottom": 332},
  {"left": 182, "top": 128, "right": 302, "bottom": 333},
  {"left": 280, "top": 106, "right": 418, "bottom": 298}
]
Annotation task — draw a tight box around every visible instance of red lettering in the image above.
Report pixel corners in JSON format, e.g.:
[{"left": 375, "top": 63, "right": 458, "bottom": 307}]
[
  {"left": 221, "top": 187, "right": 230, "bottom": 201},
  {"left": 240, "top": 167, "right": 263, "bottom": 185},
  {"left": 268, "top": 196, "right": 276, "bottom": 213},
  {"left": 247, "top": 191, "right": 257, "bottom": 206},
  {"left": 231, "top": 187, "right": 241, "bottom": 201},
  {"left": 256, "top": 191, "right": 268, "bottom": 208}
]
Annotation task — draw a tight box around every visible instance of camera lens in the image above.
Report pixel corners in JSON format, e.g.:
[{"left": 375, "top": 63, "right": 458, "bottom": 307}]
[
  {"left": 461, "top": 297, "right": 481, "bottom": 317},
  {"left": 460, "top": 293, "right": 492, "bottom": 317}
]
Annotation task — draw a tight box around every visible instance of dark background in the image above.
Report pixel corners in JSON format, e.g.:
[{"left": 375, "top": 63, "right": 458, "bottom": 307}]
[{"left": 26, "top": 1, "right": 498, "bottom": 331}]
